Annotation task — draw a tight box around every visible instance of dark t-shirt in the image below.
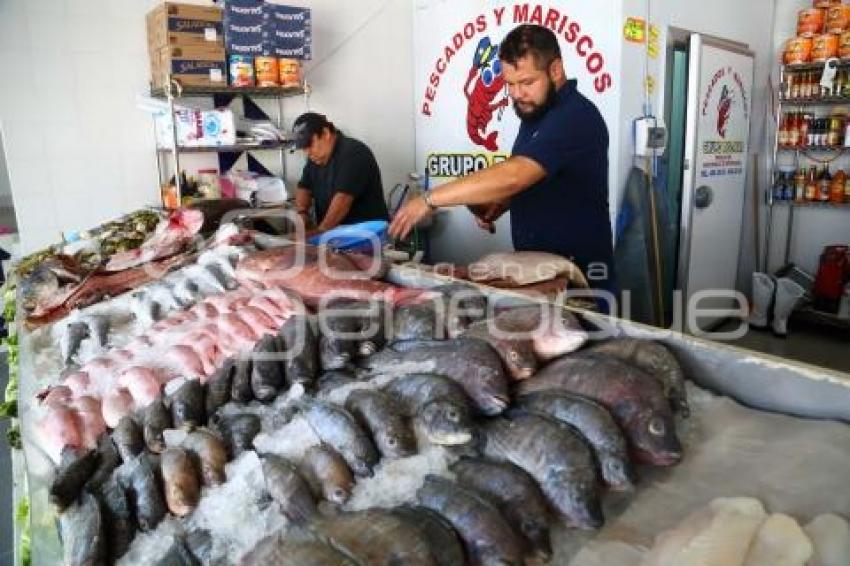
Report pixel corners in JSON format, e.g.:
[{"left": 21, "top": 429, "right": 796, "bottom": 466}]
[
  {"left": 510, "top": 79, "right": 617, "bottom": 293},
  {"left": 298, "top": 134, "right": 389, "bottom": 225}
]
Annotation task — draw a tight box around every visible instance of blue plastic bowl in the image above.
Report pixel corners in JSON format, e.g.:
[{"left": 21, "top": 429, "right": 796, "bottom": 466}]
[{"left": 307, "top": 220, "right": 388, "bottom": 253}]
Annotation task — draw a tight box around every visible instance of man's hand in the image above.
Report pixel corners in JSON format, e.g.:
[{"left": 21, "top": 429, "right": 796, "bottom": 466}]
[
  {"left": 388, "top": 195, "right": 433, "bottom": 240},
  {"left": 475, "top": 216, "right": 496, "bottom": 233}
]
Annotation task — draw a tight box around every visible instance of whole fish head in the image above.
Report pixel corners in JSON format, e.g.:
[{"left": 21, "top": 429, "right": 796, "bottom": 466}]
[
  {"left": 631, "top": 410, "right": 682, "bottom": 466},
  {"left": 502, "top": 341, "right": 538, "bottom": 381},
  {"left": 419, "top": 400, "right": 473, "bottom": 446},
  {"left": 377, "top": 424, "right": 417, "bottom": 459}
]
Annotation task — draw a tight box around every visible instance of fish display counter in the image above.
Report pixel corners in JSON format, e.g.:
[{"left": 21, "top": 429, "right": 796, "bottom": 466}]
[{"left": 8, "top": 232, "right": 850, "bottom": 565}]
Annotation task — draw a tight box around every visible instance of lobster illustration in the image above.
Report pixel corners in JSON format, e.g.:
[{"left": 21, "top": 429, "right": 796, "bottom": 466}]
[
  {"left": 465, "top": 37, "right": 510, "bottom": 152},
  {"left": 716, "top": 84, "right": 733, "bottom": 139}
]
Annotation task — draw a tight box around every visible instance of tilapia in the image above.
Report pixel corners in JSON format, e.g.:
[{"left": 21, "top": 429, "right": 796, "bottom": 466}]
[
  {"left": 206, "top": 357, "right": 234, "bottom": 416},
  {"left": 300, "top": 444, "right": 355, "bottom": 505},
  {"left": 362, "top": 338, "right": 510, "bottom": 416},
  {"left": 583, "top": 338, "right": 690, "bottom": 416},
  {"left": 94, "top": 475, "right": 135, "bottom": 561},
  {"left": 345, "top": 389, "right": 416, "bottom": 459},
  {"left": 50, "top": 446, "right": 100, "bottom": 511},
  {"left": 390, "top": 505, "right": 467, "bottom": 566},
  {"left": 516, "top": 356, "right": 682, "bottom": 466},
  {"left": 241, "top": 533, "right": 359, "bottom": 566},
  {"left": 469, "top": 251, "right": 588, "bottom": 287},
  {"left": 296, "top": 398, "right": 378, "bottom": 477},
  {"left": 317, "top": 299, "right": 362, "bottom": 370},
  {"left": 171, "top": 378, "right": 206, "bottom": 428},
  {"left": 515, "top": 391, "right": 635, "bottom": 490},
  {"left": 383, "top": 373, "right": 474, "bottom": 446},
  {"left": 494, "top": 304, "right": 588, "bottom": 360},
  {"left": 121, "top": 454, "right": 167, "bottom": 531},
  {"left": 60, "top": 321, "right": 89, "bottom": 366},
  {"left": 393, "top": 302, "right": 440, "bottom": 341},
  {"left": 432, "top": 282, "right": 488, "bottom": 336},
  {"left": 113, "top": 416, "right": 145, "bottom": 463},
  {"left": 451, "top": 457, "right": 552, "bottom": 560},
  {"left": 231, "top": 356, "right": 254, "bottom": 403},
  {"left": 183, "top": 428, "right": 228, "bottom": 486},
  {"left": 481, "top": 413, "right": 603, "bottom": 529},
  {"left": 417, "top": 475, "right": 525, "bottom": 565},
  {"left": 311, "top": 508, "right": 439, "bottom": 566},
  {"left": 143, "top": 398, "right": 172, "bottom": 454},
  {"left": 278, "top": 314, "right": 318, "bottom": 386},
  {"left": 59, "top": 492, "right": 105, "bottom": 566},
  {"left": 251, "top": 334, "right": 285, "bottom": 403},
  {"left": 461, "top": 319, "right": 538, "bottom": 380},
  {"left": 261, "top": 455, "right": 317, "bottom": 525},
  {"left": 354, "top": 300, "right": 387, "bottom": 357},
  {"left": 212, "top": 413, "right": 261, "bottom": 458},
  {"left": 85, "top": 434, "right": 122, "bottom": 491},
  {"left": 161, "top": 447, "right": 201, "bottom": 517}
]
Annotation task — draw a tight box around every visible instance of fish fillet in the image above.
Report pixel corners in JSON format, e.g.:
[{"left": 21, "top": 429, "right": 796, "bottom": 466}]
[
  {"left": 804, "top": 514, "right": 850, "bottom": 566},
  {"left": 743, "top": 513, "right": 812, "bottom": 566},
  {"left": 641, "top": 497, "right": 767, "bottom": 566}
]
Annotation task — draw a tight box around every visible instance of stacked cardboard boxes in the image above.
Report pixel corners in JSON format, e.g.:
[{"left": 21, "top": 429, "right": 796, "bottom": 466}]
[{"left": 147, "top": 2, "right": 226, "bottom": 88}]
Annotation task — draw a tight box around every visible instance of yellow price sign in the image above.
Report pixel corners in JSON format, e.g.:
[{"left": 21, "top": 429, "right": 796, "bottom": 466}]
[{"left": 624, "top": 17, "right": 647, "bottom": 44}]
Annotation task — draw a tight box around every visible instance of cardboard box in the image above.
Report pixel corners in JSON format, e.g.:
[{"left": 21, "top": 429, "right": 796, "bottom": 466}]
[
  {"left": 222, "top": 0, "right": 266, "bottom": 25},
  {"left": 146, "top": 2, "right": 224, "bottom": 52},
  {"left": 155, "top": 107, "right": 236, "bottom": 148},
  {"left": 153, "top": 45, "right": 227, "bottom": 88},
  {"left": 266, "top": 5, "right": 312, "bottom": 60}
]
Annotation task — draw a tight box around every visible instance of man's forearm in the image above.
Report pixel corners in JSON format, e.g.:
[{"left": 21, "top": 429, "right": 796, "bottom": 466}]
[{"left": 429, "top": 157, "right": 544, "bottom": 207}]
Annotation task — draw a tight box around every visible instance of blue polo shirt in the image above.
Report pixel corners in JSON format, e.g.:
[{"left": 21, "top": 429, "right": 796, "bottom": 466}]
[{"left": 510, "top": 79, "right": 617, "bottom": 295}]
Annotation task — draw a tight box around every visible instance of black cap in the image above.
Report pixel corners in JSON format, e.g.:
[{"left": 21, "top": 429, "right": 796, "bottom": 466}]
[{"left": 290, "top": 112, "right": 329, "bottom": 150}]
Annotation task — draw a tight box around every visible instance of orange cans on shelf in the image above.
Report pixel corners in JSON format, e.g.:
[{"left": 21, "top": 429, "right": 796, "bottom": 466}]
[
  {"left": 799, "top": 8, "right": 827, "bottom": 37},
  {"left": 278, "top": 58, "right": 302, "bottom": 88},
  {"left": 785, "top": 37, "right": 814, "bottom": 64},
  {"left": 839, "top": 30, "right": 850, "bottom": 58},
  {"left": 814, "top": 0, "right": 837, "bottom": 8},
  {"left": 826, "top": 4, "right": 850, "bottom": 33},
  {"left": 255, "top": 56, "right": 279, "bottom": 87},
  {"left": 812, "top": 33, "right": 839, "bottom": 62}
]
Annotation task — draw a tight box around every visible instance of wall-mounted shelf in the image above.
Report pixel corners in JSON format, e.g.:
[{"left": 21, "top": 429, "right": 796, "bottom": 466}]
[
  {"left": 770, "top": 200, "right": 850, "bottom": 209},
  {"left": 778, "top": 145, "right": 849, "bottom": 152},
  {"left": 156, "top": 142, "right": 291, "bottom": 154},
  {"left": 150, "top": 84, "right": 306, "bottom": 99},
  {"left": 783, "top": 60, "right": 850, "bottom": 72},
  {"left": 779, "top": 96, "right": 850, "bottom": 105}
]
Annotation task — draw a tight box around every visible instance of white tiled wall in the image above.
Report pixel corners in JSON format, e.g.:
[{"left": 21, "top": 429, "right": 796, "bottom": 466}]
[{"left": 0, "top": 0, "right": 417, "bottom": 254}]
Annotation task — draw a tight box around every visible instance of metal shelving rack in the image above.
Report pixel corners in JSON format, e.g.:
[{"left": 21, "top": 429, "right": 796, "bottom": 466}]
[
  {"left": 766, "top": 59, "right": 850, "bottom": 271},
  {"left": 150, "top": 76, "right": 309, "bottom": 204}
]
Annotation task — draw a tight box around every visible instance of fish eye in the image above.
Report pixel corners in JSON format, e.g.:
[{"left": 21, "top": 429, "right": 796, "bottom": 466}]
[
  {"left": 648, "top": 417, "right": 666, "bottom": 436},
  {"left": 447, "top": 408, "right": 459, "bottom": 422},
  {"left": 387, "top": 437, "right": 396, "bottom": 446},
  {"left": 333, "top": 488, "right": 345, "bottom": 500},
  {"left": 509, "top": 350, "right": 519, "bottom": 361}
]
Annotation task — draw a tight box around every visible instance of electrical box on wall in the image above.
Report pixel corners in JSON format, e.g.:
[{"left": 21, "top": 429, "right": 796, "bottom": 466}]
[{"left": 634, "top": 116, "right": 668, "bottom": 157}]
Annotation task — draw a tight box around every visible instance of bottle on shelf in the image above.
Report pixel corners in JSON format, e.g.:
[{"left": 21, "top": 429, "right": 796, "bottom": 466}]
[
  {"left": 806, "top": 166, "right": 819, "bottom": 201},
  {"left": 795, "top": 166, "right": 807, "bottom": 202},
  {"left": 831, "top": 168, "right": 846, "bottom": 203},
  {"left": 845, "top": 172, "right": 850, "bottom": 203},
  {"left": 819, "top": 164, "right": 832, "bottom": 202}
]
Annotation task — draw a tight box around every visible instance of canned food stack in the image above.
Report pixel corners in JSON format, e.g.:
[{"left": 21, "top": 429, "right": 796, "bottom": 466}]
[
  {"left": 222, "top": 0, "right": 310, "bottom": 88},
  {"left": 785, "top": 1, "right": 850, "bottom": 64}
]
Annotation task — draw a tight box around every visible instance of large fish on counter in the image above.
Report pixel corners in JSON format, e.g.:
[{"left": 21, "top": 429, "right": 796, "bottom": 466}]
[{"left": 235, "top": 244, "right": 434, "bottom": 308}]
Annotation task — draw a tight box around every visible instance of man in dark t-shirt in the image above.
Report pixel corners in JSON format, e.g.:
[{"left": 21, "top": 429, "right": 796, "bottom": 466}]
[
  {"left": 389, "top": 25, "right": 617, "bottom": 309},
  {"left": 292, "top": 112, "right": 389, "bottom": 236}
]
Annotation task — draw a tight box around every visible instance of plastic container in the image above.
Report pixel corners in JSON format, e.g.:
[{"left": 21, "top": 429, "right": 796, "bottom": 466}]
[
  {"left": 785, "top": 37, "right": 813, "bottom": 64},
  {"left": 799, "top": 8, "right": 826, "bottom": 37},
  {"left": 826, "top": 4, "right": 850, "bottom": 33},
  {"left": 307, "top": 220, "right": 389, "bottom": 253},
  {"left": 812, "top": 33, "right": 839, "bottom": 61},
  {"left": 838, "top": 283, "right": 850, "bottom": 320},
  {"left": 278, "top": 58, "right": 301, "bottom": 88},
  {"left": 255, "top": 56, "right": 279, "bottom": 87}
]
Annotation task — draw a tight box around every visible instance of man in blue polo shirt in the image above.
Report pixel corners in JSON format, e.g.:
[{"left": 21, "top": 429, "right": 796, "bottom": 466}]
[{"left": 390, "top": 24, "right": 617, "bottom": 306}]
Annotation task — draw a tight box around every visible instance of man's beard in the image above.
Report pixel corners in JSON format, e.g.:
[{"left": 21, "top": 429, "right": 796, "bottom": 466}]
[{"left": 513, "top": 79, "right": 558, "bottom": 122}]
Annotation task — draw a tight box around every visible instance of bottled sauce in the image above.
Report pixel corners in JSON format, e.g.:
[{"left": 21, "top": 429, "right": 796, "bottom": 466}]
[
  {"left": 843, "top": 69, "right": 850, "bottom": 97},
  {"left": 790, "top": 113, "right": 801, "bottom": 147},
  {"left": 800, "top": 113, "right": 811, "bottom": 145},
  {"left": 827, "top": 116, "right": 843, "bottom": 146},
  {"left": 845, "top": 174, "right": 850, "bottom": 203},
  {"left": 779, "top": 114, "right": 789, "bottom": 146},
  {"left": 819, "top": 164, "right": 832, "bottom": 201},
  {"left": 831, "top": 169, "right": 846, "bottom": 203},
  {"left": 795, "top": 166, "right": 807, "bottom": 201},
  {"left": 806, "top": 166, "right": 819, "bottom": 201}
]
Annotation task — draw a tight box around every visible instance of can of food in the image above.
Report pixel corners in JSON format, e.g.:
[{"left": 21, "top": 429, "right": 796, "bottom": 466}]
[
  {"left": 278, "top": 58, "right": 302, "bottom": 88},
  {"left": 255, "top": 56, "right": 279, "bottom": 87},
  {"left": 826, "top": 5, "right": 850, "bottom": 33},
  {"left": 799, "top": 8, "right": 827, "bottom": 37},
  {"left": 785, "top": 37, "right": 814, "bottom": 64},
  {"left": 814, "top": 0, "right": 836, "bottom": 8},
  {"left": 839, "top": 30, "right": 850, "bottom": 58},
  {"left": 812, "top": 33, "right": 839, "bottom": 61},
  {"left": 229, "top": 55, "right": 255, "bottom": 87}
]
